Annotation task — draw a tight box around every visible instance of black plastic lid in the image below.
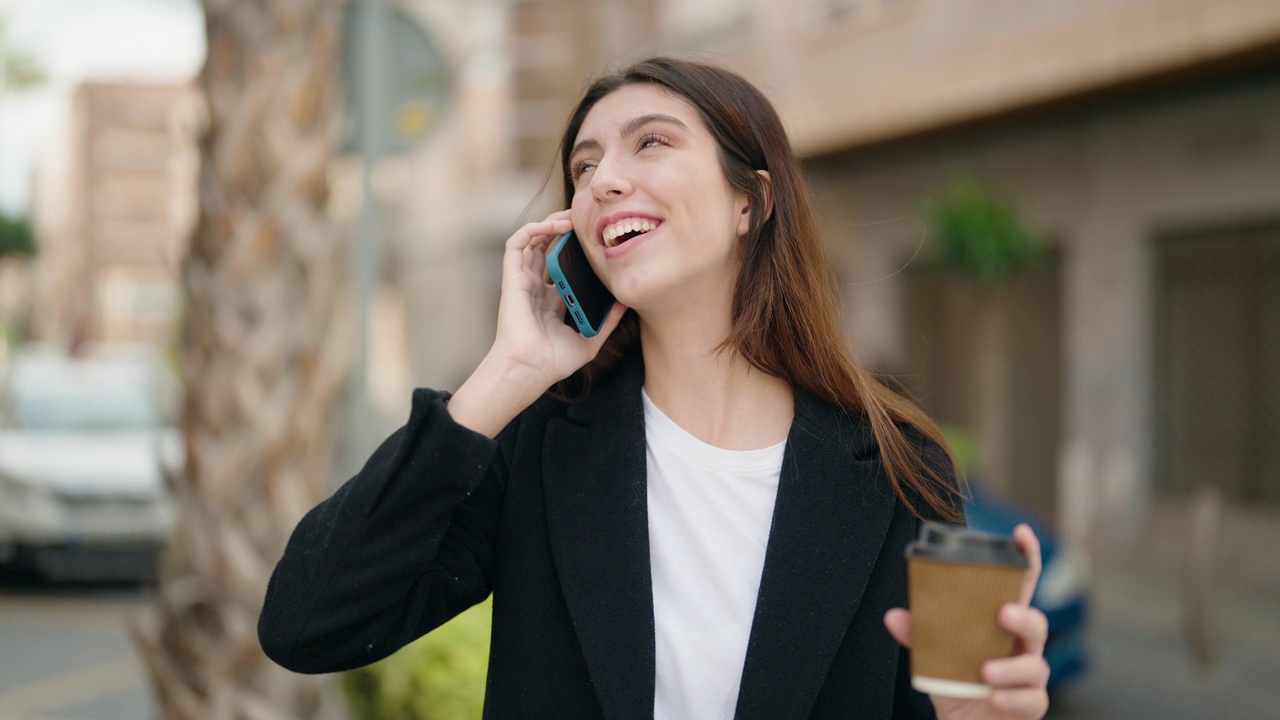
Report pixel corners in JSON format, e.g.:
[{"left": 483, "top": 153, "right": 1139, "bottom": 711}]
[{"left": 905, "top": 521, "right": 1029, "bottom": 568}]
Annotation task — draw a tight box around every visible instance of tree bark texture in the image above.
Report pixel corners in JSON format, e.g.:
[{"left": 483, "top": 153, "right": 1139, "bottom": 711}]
[{"left": 133, "top": 1, "right": 353, "bottom": 718}]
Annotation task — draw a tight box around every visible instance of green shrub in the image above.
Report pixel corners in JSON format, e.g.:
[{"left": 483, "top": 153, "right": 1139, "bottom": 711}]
[
  {"left": 0, "top": 211, "right": 36, "bottom": 259},
  {"left": 938, "top": 423, "right": 981, "bottom": 479},
  {"left": 922, "top": 175, "right": 1043, "bottom": 283},
  {"left": 342, "top": 598, "right": 492, "bottom": 720}
]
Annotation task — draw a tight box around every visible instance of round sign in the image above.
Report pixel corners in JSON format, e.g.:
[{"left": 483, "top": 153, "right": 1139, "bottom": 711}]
[{"left": 342, "top": 3, "right": 450, "bottom": 157}]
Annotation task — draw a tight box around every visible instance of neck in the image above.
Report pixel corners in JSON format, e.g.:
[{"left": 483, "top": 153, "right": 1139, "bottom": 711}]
[{"left": 638, "top": 309, "right": 793, "bottom": 450}]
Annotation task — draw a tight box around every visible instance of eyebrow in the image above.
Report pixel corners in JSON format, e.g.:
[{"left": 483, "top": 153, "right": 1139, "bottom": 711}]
[{"left": 569, "top": 113, "right": 691, "bottom": 163}]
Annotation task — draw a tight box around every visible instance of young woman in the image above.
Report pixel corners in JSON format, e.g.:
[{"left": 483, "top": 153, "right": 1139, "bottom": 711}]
[{"left": 259, "top": 57, "right": 1051, "bottom": 720}]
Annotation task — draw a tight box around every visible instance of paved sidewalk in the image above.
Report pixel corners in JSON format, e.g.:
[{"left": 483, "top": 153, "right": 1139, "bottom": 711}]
[{"left": 1046, "top": 562, "right": 1280, "bottom": 719}]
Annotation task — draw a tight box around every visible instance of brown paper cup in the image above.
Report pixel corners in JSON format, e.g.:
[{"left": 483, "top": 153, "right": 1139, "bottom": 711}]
[{"left": 906, "top": 523, "right": 1028, "bottom": 699}]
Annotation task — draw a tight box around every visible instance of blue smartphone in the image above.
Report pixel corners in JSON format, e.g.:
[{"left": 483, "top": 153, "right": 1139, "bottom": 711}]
[{"left": 545, "top": 230, "right": 615, "bottom": 338}]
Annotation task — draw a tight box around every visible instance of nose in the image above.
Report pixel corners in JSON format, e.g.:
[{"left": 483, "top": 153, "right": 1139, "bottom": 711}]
[{"left": 589, "top": 155, "right": 632, "bottom": 202}]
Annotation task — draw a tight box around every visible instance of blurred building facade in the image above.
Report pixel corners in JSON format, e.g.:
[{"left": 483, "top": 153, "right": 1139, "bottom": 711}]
[
  {"left": 29, "top": 80, "right": 200, "bottom": 349},
  {"left": 385, "top": 0, "right": 1280, "bottom": 583},
  {"left": 379, "top": 0, "right": 660, "bottom": 400},
  {"left": 686, "top": 0, "right": 1280, "bottom": 577},
  {"left": 27, "top": 0, "right": 1274, "bottom": 583}
]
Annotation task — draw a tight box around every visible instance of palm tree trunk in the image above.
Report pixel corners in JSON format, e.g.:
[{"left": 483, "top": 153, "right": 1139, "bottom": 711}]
[{"left": 133, "top": 1, "right": 353, "bottom": 717}]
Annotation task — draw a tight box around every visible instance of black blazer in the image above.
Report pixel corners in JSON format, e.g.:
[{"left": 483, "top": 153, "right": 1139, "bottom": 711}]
[{"left": 259, "top": 358, "right": 954, "bottom": 719}]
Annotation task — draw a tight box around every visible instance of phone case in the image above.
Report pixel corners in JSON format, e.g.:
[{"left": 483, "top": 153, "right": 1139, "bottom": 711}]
[{"left": 545, "top": 231, "right": 614, "bottom": 338}]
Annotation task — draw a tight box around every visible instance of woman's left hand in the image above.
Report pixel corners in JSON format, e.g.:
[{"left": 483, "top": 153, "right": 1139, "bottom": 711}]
[{"left": 884, "top": 523, "right": 1051, "bottom": 720}]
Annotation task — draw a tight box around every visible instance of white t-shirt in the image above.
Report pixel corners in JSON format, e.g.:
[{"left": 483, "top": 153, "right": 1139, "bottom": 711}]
[{"left": 643, "top": 389, "right": 785, "bottom": 720}]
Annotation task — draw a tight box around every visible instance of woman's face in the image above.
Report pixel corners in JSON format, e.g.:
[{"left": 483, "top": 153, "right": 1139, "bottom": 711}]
[{"left": 567, "top": 83, "right": 752, "bottom": 316}]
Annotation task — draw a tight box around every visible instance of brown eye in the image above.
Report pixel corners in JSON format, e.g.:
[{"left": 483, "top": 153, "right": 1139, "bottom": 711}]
[
  {"left": 637, "top": 132, "right": 670, "bottom": 150},
  {"left": 571, "top": 160, "right": 596, "bottom": 182}
]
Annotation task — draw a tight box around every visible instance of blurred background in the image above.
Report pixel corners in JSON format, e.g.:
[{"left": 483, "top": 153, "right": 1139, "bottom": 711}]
[{"left": 0, "top": 0, "right": 1278, "bottom": 718}]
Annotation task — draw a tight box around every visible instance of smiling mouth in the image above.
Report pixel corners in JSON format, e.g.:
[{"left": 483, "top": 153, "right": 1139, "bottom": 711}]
[
  {"left": 606, "top": 229, "right": 650, "bottom": 249},
  {"left": 603, "top": 219, "right": 659, "bottom": 249}
]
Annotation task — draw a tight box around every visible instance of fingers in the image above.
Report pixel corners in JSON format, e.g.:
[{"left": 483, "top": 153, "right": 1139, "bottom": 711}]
[
  {"left": 982, "top": 652, "right": 1050, "bottom": 689},
  {"left": 987, "top": 686, "right": 1050, "bottom": 718},
  {"left": 504, "top": 211, "right": 573, "bottom": 282},
  {"left": 882, "top": 608, "right": 912, "bottom": 649},
  {"left": 504, "top": 210, "right": 572, "bottom": 253},
  {"left": 1013, "top": 524, "right": 1043, "bottom": 606},
  {"left": 999, "top": 602, "right": 1049, "bottom": 656},
  {"left": 981, "top": 611, "right": 1052, "bottom": 718}
]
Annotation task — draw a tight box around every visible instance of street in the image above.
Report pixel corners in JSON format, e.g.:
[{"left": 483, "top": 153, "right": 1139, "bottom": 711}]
[
  {"left": 0, "top": 569, "right": 154, "bottom": 720},
  {"left": 1, "top": 565, "right": 1278, "bottom": 719}
]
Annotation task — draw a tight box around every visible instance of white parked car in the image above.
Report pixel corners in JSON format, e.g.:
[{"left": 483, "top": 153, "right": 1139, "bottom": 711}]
[{"left": 0, "top": 344, "right": 179, "bottom": 582}]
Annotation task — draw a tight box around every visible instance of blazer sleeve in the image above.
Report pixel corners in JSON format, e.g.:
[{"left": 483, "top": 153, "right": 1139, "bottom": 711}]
[{"left": 258, "top": 387, "right": 513, "bottom": 674}]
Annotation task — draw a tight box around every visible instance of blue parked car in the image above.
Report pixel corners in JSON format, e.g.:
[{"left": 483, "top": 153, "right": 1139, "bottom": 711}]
[{"left": 964, "top": 490, "right": 1090, "bottom": 691}]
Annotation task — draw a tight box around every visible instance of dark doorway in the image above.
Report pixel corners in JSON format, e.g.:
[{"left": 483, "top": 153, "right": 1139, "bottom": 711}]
[
  {"left": 900, "top": 251, "right": 1064, "bottom": 521},
  {"left": 1153, "top": 224, "right": 1280, "bottom": 504}
]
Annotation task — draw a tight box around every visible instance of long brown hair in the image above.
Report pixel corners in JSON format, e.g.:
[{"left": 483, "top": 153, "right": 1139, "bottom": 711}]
[{"left": 555, "top": 57, "right": 963, "bottom": 523}]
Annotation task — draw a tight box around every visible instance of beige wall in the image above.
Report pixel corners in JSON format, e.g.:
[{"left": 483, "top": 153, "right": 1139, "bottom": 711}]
[{"left": 660, "top": 0, "right": 1280, "bottom": 155}]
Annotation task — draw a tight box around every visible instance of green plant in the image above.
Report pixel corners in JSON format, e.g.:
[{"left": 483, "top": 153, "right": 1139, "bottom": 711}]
[
  {"left": 0, "top": 211, "right": 35, "bottom": 259},
  {"left": 922, "top": 175, "right": 1043, "bottom": 283},
  {"left": 938, "top": 423, "right": 981, "bottom": 479},
  {"left": 342, "top": 598, "right": 492, "bottom": 720},
  {"left": 1, "top": 15, "right": 47, "bottom": 91}
]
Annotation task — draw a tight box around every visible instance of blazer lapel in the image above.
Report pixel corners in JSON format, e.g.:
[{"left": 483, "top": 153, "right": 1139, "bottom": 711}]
[
  {"left": 733, "top": 389, "right": 898, "bottom": 720},
  {"left": 543, "top": 360, "right": 655, "bottom": 720}
]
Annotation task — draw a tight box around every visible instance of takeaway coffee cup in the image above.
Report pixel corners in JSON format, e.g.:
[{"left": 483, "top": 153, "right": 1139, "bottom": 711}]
[{"left": 905, "top": 522, "right": 1029, "bottom": 699}]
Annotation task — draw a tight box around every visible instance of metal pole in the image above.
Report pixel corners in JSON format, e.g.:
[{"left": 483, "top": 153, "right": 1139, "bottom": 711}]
[{"left": 346, "top": 0, "right": 389, "bottom": 480}]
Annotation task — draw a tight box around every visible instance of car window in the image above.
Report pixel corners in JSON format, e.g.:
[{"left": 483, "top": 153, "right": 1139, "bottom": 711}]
[{"left": 12, "top": 386, "right": 165, "bottom": 432}]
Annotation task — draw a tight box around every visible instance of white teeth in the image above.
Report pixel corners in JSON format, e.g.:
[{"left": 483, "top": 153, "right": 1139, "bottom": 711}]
[{"left": 603, "top": 218, "right": 657, "bottom": 246}]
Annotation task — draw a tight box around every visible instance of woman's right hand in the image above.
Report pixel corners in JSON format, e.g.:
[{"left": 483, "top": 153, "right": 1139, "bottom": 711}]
[
  {"left": 492, "top": 211, "right": 625, "bottom": 386},
  {"left": 447, "top": 211, "right": 626, "bottom": 437}
]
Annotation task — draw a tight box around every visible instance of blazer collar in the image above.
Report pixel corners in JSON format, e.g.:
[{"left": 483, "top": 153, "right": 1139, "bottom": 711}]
[
  {"left": 544, "top": 358, "right": 896, "bottom": 720},
  {"left": 733, "top": 388, "right": 896, "bottom": 720},
  {"left": 544, "top": 358, "right": 654, "bottom": 720}
]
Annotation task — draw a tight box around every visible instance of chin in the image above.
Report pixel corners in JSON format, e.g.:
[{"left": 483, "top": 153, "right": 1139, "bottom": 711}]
[
  {"left": 610, "top": 290, "right": 649, "bottom": 314},
  {"left": 600, "top": 274, "right": 650, "bottom": 310}
]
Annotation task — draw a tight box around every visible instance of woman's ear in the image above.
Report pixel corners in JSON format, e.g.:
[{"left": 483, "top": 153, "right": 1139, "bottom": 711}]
[
  {"left": 736, "top": 170, "right": 773, "bottom": 238},
  {"left": 756, "top": 170, "right": 773, "bottom": 223}
]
